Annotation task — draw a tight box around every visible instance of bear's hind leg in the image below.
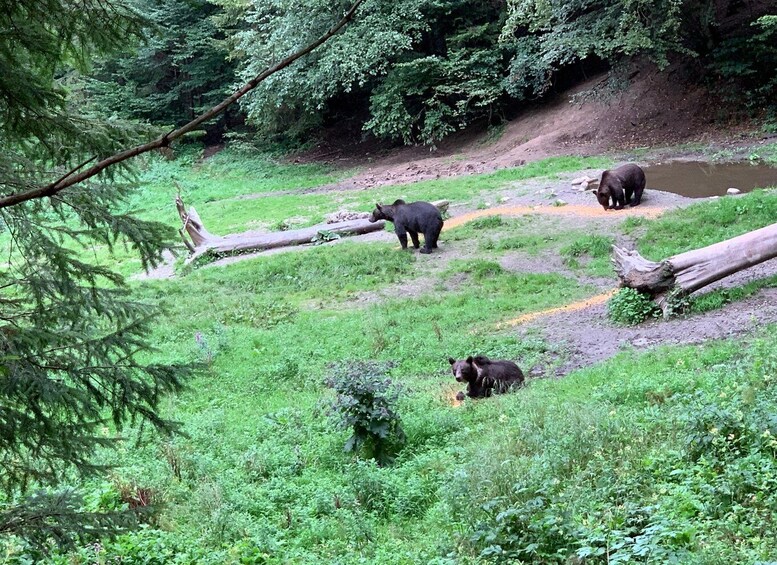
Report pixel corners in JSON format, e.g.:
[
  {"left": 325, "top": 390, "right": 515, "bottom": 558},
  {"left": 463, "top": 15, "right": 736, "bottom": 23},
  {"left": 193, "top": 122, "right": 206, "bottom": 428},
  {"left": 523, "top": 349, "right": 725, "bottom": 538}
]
[
  {"left": 424, "top": 223, "right": 443, "bottom": 252},
  {"left": 632, "top": 185, "right": 644, "bottom": 206}
]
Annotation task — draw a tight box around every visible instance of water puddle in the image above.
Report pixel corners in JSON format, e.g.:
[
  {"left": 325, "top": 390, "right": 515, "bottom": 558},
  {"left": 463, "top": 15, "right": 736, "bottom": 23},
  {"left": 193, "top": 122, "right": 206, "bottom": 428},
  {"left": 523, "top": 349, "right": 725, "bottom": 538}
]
[{"left": 643, "top": 161, "right": 777, "bottom": 198}]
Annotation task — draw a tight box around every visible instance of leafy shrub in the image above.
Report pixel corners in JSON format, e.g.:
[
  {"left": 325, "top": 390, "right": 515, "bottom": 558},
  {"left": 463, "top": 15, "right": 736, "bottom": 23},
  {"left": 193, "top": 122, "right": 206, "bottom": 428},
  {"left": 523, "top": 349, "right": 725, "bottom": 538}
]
[
  {"left": 328, "top": 361, "right": 405, "bottom": 466},
  {"left": 607, "top": 288, "right": 660, "bottom": 325}
]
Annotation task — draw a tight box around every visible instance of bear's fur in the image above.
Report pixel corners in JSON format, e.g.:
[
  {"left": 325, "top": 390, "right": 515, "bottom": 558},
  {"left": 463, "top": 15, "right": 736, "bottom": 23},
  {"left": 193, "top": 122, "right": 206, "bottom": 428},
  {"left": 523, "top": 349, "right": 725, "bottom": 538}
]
[
  {"left": 369, "top": 199, "right": 443, "bottom": 254},
  {"left": 448, "top": 355, "right": 524, "bottom": 400},
  {"left": 595, "top": 164, "right": 646, "bottom": 210}
]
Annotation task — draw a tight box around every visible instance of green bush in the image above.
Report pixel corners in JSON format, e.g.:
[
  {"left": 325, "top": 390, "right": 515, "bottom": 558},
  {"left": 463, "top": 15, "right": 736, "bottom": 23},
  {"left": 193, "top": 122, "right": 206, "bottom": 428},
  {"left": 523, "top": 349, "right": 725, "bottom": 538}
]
[
  {"left": 328, "top": 361, "right": 406, "bottom": 466},
  {"left": 607, "top": 288, "right": 660, "bottom": 325}
]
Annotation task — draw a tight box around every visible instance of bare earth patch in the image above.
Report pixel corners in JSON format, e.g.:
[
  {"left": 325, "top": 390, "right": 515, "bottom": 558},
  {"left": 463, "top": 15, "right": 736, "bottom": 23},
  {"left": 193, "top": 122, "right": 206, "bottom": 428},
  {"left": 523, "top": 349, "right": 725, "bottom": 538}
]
[{"left": 516, "top": 287, "right": 777, "bottom": 377}]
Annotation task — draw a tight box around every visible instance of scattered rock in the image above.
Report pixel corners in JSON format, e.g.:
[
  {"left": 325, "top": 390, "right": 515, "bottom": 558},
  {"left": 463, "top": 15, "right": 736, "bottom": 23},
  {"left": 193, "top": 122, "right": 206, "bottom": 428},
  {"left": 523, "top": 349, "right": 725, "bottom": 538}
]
[
  {"left": 326, "top": 210, "right": 370, "bottom": 223},
  {"left": 498, "top": 196, "right": 511, "bottom": 204},
  {"left": 726, "top": 187, "right": 742, "bottom": 195},
  {"left": 553, "top": 199, "right": 568, "bottom": 207}
]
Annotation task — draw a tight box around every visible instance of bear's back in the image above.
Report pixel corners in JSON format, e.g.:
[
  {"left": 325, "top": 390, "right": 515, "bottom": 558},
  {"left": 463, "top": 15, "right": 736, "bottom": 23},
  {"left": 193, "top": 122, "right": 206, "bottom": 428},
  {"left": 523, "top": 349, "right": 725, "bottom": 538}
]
[
  {"left": 611, "top": 164, "right": 645, "bottom": 188},
  {"left": 395, "top": 201, "right": 443, "bottom": 229}
]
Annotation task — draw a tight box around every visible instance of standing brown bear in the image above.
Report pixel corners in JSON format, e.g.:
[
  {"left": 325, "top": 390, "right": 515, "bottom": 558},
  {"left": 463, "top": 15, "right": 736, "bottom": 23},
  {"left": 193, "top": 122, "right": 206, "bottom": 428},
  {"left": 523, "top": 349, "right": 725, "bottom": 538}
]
[
  {"left": 369, "top": 199, "right": 443, "bottom": 254},
  {"left": 448, "top": 355, "right": 524, "bottom": 401},
  {"left": 595, "top": 164, "right": 646, "bottom": 210}
]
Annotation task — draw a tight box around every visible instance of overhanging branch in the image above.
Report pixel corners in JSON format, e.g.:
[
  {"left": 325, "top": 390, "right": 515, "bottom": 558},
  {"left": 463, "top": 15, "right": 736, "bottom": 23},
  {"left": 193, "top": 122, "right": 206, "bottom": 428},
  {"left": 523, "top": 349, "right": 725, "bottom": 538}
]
[{"left": 0, "top": 0, "right": 366, "bottom": 210}]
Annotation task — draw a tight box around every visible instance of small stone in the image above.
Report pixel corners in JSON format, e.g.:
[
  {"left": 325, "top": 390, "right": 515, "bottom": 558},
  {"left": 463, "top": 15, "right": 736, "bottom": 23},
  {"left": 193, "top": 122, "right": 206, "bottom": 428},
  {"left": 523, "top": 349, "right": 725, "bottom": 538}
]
[
  {"left": 709, "top": 196, "right": 720, "bottom": 200},
  {"left": 498, "top": 196, "right": 511, "bottom": 204},
  {"left": 726, "top": 187, "right": 741, "bottom": 195},
  {"left": 571, "top": 176, "right": 591, "bottom": 185},
  {"left": 553, "top": 199, "right": 568, "bottom": 207}
]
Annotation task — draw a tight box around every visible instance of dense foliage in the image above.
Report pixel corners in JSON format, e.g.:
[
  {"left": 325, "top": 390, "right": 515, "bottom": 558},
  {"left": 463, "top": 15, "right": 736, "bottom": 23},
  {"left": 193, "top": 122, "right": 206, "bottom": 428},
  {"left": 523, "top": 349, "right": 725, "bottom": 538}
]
[
  {"left": 0, "top": 0, "right": 189, "bottom": 547},
  {"left": 86, "top": 0, "right": 237, "bottom": 137},
  {"left": 707, "top": 15, "right": 777, "bottom": 124},
  {"left": 75, "top": 0, "right": 776, "bottom": 145},
  {"left": 216, "top": 0, "right": 774, "bottom": 145},
  {"left": 607, "top": 288, "right": 661, "bottom": 325}
]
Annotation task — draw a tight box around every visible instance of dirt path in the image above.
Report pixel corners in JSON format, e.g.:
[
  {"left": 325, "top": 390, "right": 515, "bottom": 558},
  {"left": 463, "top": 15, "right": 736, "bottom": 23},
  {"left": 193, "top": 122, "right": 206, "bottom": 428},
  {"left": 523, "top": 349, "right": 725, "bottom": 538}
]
[{"left": 515, "top": 287, "right": 777, "bottom": 377}]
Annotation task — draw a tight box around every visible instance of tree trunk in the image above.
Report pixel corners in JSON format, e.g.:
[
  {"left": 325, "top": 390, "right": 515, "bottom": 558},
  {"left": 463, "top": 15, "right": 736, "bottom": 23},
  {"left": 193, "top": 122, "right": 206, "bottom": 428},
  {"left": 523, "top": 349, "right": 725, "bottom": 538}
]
[
  {"left": 176, "top": 196, "right": 450, "bottom": 263},
  {"left": 613, "top": 222, "right": 777, "bottom": 314}
]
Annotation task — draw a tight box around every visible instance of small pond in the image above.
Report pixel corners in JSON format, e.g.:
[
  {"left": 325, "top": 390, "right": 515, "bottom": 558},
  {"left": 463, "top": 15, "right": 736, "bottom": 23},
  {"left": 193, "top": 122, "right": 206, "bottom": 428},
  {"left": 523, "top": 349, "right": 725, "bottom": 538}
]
[{"left": 642, "top": 161, "right": 777, "bottom": 198}]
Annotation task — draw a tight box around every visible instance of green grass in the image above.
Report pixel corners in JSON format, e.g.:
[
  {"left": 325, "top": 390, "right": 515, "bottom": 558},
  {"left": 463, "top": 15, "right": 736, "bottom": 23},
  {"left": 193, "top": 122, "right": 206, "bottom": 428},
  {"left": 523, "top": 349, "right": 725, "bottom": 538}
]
[
  {"left": 637, "top": 190, "right": 777, "bottom": 260},
  {"left": 560, "top": 234, "right": 615, "bottom": 277},
  {"left": 14, "top": 148, "right": 777, "bottom": 564},
  {"left": 687, "top": 274, "right": 777, "bottom": 315},
  {"left": 129, "top": 147, "right": 343, "bottom": 216},
  {"left": 755, "top": 141, "right": 777, "bottom": 165}
]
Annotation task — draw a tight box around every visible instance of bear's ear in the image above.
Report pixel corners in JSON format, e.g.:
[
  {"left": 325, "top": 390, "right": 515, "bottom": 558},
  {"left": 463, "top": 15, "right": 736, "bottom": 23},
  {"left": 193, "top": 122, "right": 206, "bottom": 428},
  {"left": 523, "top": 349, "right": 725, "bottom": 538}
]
[
  {"left": 466, "top": 356, "right": 474, "bottom": 364},
  {"left": 448, "top": 357, "right": 456, "bottom": 365},
  {"left": 375, "top": 202, "right": 382, "bottom": 209}
]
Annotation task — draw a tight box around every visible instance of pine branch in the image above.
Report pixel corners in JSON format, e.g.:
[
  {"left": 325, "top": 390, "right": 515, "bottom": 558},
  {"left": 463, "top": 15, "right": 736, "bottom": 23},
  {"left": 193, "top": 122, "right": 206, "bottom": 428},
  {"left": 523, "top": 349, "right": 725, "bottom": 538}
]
[{"left": 0, "top": 0, "right": 366, "bottom": 210}]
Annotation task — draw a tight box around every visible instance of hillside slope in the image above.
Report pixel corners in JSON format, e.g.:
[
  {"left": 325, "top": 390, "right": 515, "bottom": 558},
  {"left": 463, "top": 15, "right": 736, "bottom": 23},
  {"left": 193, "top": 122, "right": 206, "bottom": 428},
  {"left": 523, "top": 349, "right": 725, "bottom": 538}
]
[{"left": 300, "top": 65, "right": 759, "bottom": 190}]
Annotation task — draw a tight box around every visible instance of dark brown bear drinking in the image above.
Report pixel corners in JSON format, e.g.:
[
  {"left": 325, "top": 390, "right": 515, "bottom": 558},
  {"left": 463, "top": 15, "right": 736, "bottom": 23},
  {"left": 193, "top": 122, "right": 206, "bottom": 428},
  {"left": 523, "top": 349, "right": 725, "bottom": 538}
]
[
  {"left": 595, "top": 164, "right": 646, "bottom": 210},
  {"left": 369, "top": 199, "right": 444, "bottom": 254}
]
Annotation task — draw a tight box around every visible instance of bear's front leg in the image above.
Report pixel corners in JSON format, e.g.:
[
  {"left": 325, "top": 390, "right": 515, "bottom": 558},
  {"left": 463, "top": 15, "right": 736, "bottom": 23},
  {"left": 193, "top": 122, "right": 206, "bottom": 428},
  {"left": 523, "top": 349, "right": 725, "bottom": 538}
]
[
  {"left": 456, "top": 391, "right": 466, "bottom": 402},
  {"left": 394, "top": 224, "right": 409, "bottom": 249}
]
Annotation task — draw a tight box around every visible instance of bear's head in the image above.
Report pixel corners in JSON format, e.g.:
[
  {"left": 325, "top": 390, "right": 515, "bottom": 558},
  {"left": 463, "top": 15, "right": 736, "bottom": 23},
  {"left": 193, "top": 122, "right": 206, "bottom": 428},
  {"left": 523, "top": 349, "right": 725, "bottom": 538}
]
[
  {"left": 595, "top": 186, "right": 610, "bottom": 210},
  {"left": 369, "top": 200, "right": 406, "bottom": 223},
  {"left": 369, "top": 203, "right": 388, "bottom": 223},
  {"left": 448, "top": 356, "right": 477, "bottom": 383}
]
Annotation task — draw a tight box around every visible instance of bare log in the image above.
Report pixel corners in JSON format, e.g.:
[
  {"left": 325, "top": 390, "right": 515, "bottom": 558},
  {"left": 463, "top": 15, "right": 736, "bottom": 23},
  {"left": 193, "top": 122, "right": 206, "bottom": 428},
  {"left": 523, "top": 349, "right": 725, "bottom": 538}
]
[
  {"left": 613, "top": 222, "right": 777, "bottom": 313},
  {"left": 176, "top": 198, "right": 450, "bottom": 262}
]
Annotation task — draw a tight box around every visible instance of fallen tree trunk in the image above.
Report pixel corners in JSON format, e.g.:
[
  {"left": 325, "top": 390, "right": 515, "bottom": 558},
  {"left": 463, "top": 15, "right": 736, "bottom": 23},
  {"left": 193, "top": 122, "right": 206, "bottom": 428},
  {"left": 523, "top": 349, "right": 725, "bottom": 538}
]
[
  {"left": 175, "top": 196, "right": 449, "bottom": 262},
  {"left": 613, "top": 222, "right": 777, "bottom": 313}
]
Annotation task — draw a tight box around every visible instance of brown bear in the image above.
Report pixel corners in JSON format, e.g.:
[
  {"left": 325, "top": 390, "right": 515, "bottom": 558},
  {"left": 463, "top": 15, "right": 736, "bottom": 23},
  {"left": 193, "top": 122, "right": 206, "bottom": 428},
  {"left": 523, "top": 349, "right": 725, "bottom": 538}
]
[
  {"left": 369, "top": 199, "right": 443, "bottom": 254},
  {"left": 595, "top": 164, "right": 646, "bottom": 210},
  {"left": 448, "top": 355, "right": 525, "bottom": 401}
]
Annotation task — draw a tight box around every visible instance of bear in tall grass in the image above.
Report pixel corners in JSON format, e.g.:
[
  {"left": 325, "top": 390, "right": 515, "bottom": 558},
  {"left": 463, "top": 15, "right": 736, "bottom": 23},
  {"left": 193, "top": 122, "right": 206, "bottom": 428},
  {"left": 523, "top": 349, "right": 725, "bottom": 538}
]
[
  {"left": 369, "top": 200, "right": 443, "bottom": 254},
  {"left": 595, "top": 164, "right": 646, "bottom": 210},
  {"left": 448, "top": 355, "right": 524, "bottom": 401}
]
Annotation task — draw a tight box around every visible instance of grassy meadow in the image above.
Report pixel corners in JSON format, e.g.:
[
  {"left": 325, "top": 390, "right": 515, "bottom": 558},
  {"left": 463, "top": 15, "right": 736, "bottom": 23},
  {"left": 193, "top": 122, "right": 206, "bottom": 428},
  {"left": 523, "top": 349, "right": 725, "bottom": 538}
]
[{"left": 10, "top": 147, "right": 777, "bottom": 563}]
